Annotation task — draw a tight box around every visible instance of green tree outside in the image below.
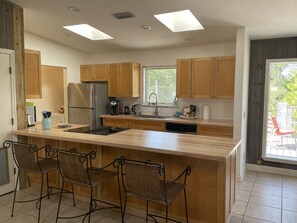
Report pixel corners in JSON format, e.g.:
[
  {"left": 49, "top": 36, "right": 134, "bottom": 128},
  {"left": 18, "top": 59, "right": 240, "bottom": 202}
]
[{"left": 145, "top": 68, "right": 176, "bottom": 104}]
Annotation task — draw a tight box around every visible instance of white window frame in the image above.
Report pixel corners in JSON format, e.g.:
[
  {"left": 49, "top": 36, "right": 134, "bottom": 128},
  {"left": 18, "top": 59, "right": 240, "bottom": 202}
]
[
  {"left": 142, "top": 66, "right": 177, "bottom": 107},
  {"left": 262, "top": 58, "right": 297, "bottom": 165}
]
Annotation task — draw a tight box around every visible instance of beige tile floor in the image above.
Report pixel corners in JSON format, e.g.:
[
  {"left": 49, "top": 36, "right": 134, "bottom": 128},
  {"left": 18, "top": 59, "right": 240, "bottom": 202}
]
[
  {"left": 2, "top": 170, "right": 297, "bottom": 223},
  {"left": 231, "top": 170, "right": 297, "bottom": 223},
  {"left": 0, "top": 186, "right": 145, "bottom": 223}
]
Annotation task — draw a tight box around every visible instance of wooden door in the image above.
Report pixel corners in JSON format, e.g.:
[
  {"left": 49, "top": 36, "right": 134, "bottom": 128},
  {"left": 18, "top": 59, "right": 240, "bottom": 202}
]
[
  {"left": 176, "top": 59, "right": 192, "bottom": 98},
  {"left": 108, "top": 63, "right": 120, "bottom": 96},
  {"left": 215, "top": 56, "right": 235, "bottom": 99},
  {"left": 0, "top": 50, "right": 16, "bottom": 195},
  {"left": 25, "top": 49, "right": 42, "bottom": 98},
  {"left": 119, "top": 63, "right": 132, "bottom": 97},
  {"left": 191, "top": 57, "right": 214, "bottom": 98},
  {"left": 80, "top": 65, "right": 93, "bottom": 82},
  {"left": 93, "top": 64, "right": 108, "bottom": 81}
]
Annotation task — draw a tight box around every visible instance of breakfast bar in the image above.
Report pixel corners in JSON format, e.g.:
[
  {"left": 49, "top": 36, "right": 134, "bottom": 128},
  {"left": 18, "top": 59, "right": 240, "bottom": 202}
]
[{"left": 13, "top": 124, "right": 240, "bottom": 223}]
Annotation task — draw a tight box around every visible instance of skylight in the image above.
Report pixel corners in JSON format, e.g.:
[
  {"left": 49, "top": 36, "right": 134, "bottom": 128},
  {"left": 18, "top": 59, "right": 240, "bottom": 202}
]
[
  {"left": 154, "top": 9, "right": 204, "bottom": 32},
  {"left": 63, "top": 24, "right": 113, "bottom": 40}
]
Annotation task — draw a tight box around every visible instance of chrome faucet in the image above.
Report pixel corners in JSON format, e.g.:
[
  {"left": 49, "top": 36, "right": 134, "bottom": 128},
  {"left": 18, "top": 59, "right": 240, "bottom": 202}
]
[{"left": 148, "top": 92, "right": 158, "bottom": 116}]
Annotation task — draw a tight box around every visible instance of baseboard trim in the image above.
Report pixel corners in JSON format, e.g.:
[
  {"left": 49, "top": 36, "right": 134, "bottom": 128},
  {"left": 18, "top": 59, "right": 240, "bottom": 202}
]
[
  {"left": 246, "top": 164, "right": 297, "bottom": 177},
  {"left": 236, "top": 169, "right": 246, "bottom": 182}
]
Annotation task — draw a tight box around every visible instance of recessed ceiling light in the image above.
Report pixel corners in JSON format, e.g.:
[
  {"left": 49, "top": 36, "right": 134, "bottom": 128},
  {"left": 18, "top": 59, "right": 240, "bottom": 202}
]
[
  {"left": 140, "top": 25, "right": 151, "bottom": 30},
  {"left": 68, "top": 6, "right": 80, "bottom": 12},
  {"left": 154, "top": 9, "right": 204, "bottom": 32},
  {"left": 63, "top": 24, "right": 113, "bottom": 40}
]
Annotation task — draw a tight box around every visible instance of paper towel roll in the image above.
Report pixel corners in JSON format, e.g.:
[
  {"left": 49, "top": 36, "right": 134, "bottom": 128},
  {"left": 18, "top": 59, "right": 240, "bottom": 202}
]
[{"left": 203, "top": 105, "right": 210, "bottom": 120}]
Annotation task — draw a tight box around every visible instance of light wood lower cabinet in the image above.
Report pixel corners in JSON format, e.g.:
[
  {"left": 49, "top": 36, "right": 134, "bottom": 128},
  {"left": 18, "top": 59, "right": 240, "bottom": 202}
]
[
  {"left": 26, "top": 136, "right": 236, "bottom": 223},
  {"left": 198, "top": 125, "right": 233, "bottom": 138},
  {"left": 129, "top": 120, "right": 165, "bottom": 131},
  {"left": 102, "top": 117, "right": 233, "bottom": 137},
  {"left": 103, "top": 117, "right": 129, "bottom": 128}
]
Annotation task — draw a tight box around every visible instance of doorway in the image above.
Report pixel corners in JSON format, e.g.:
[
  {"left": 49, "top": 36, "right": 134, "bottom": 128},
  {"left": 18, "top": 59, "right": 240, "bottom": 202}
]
[
  {"left": 0, "top": 49, "right": 17, "bottom": 195},
  {"left": 263, "top": 59, "right": 297, "bottom": 163}
]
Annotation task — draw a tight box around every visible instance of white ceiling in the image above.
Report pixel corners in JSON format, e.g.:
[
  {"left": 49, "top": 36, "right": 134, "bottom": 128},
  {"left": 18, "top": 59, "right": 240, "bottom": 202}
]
[{"left": 9, "top": 0, "right": 297, "bottom": 54}]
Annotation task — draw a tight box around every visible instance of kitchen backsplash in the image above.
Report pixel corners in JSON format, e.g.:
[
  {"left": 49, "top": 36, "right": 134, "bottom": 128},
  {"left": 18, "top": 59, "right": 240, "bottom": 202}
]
[{"left": 118, "top": 98, "right": 234, "bottom": 120}]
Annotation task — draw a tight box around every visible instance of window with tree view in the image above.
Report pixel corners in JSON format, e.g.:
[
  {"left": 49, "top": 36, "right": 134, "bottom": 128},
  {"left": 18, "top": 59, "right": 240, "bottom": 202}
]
[
  {"left": 143, "top": 66, "right": 176, "bottom": 106},
  {"left": 263, "top": 59, "right": 297, "bottom": 162}
]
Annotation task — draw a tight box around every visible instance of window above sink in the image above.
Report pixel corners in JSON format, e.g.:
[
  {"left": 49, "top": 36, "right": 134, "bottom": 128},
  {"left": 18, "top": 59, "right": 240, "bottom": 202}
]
[{"left": 143, "top": 66, "right": 177, "bottom": 107}]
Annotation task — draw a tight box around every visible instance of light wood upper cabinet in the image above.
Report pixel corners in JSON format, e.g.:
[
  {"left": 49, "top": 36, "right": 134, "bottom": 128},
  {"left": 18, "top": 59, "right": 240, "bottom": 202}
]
[
  {"left": 191, "top": 57, "right": 214, "bottom": 98},
  {"left": 80, "top": 64, "right": 108, "bottom": 82},
  {"left": 25, "top": 49, "right": 42, "bottom": 99},
  {"left": 108, "top": 62, "right": 140, "bottom": 97},
  {"left": 107, "top": 63, "right": 120, "bottom": 96},
  {"left": 176, "top": 56, "right": 235, "bottom": 99},
  {"left": 214, "top": 56, "right": 235, "bottom": 99},
  {"left": 176, "top": 59, "right": 192, "bottom": 98}
]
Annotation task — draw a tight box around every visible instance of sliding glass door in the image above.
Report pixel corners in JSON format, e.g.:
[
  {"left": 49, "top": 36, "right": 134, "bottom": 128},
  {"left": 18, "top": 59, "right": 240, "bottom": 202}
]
[{"left": 263, "top": 59, "right": 297, "bottom": 163}]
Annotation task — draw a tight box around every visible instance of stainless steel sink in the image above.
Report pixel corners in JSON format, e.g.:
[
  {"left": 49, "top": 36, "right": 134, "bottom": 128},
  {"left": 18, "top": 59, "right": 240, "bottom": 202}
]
[{"left": 134, "top": 115, "right": 168, "bottom": 119}]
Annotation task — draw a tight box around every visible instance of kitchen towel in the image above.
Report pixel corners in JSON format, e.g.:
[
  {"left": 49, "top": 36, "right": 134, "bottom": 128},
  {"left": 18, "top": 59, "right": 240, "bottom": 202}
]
[{"left": 203, "top": 105, "right": 210, "bottom": 120}]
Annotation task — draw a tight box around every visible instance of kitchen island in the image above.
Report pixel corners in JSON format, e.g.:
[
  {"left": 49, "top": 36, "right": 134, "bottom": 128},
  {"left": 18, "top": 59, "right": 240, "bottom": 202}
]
[{"left": 13, "top": 124, "right": 240, "bottom": 223}]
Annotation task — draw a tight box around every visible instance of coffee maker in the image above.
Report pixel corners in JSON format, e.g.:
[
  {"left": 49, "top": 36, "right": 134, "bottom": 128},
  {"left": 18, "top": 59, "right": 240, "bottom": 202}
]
[{"left": 109, "top": 100, "right": 120, "bottom": 115}]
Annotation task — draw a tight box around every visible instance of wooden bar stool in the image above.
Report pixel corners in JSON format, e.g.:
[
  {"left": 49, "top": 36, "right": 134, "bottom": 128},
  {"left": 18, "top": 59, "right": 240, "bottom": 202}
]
[
  {"left": 118, "top": 157, "right": 191, "bottom": 223},
  {"left": 3, "top": 140, "right": 59, "bottom": 223},
  {"left": 55, "top": 148, "right": 122, "bottom": 223}
]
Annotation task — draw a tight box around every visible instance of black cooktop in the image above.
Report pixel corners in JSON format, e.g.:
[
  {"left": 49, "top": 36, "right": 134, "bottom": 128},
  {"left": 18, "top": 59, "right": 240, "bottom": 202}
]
[{"left": 67, "top": 126, "right": 128, "bottom": 136}]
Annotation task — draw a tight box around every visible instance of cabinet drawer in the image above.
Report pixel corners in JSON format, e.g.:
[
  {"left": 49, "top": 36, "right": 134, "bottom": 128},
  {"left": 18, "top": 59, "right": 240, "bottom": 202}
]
[
  {"left": 198, "top": 125, "right": 233, "bottom": 138},
  {"left": 129, "top": 120, "right": 165, "bottom": 131},
  {"left": 103, "top": 118, "right": 129, "bottom": 128}
]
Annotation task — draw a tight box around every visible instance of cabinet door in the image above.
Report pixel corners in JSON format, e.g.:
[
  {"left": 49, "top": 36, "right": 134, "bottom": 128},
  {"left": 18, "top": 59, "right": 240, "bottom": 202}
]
[
  {"left": 25, "top": 49, "right": 42, "bottom": 99},
  {"left": 131, "top": 63, "right": 141, "bottom": 97},
  {"left": 80, "top": 65, "right": 93, "bottom": 82},
  {"left": 108, "top": 63, "right": 120, "bottom": 97},
  {"left": 191, "top": 57, "right": 214, "bottom": 98},
  {"left": 198, "top": 125, "right": 233, "bottom": 138},
  {"left": 119, "top": 63, "right": 132, "bottom": 97},
  {"left": 129, "top": 120, "right": 165, "bottom": 131},
  {"left": 93, "top": 64, "right": 108, "bottom": 81},
  {"left": 103, "top": 117, "right": 129, "bottom": 128},
  {"left": 176, "top": 59, "right": 192, "bottom": 98},
  {"left": 214, "top": 56, "right": 235, "bottom": 99}
]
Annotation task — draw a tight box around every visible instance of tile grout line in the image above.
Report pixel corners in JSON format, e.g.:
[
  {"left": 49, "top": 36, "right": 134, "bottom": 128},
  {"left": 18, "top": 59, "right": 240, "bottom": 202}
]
[{"left": 241, "top": 171, "right": 257, "bottom": 222}]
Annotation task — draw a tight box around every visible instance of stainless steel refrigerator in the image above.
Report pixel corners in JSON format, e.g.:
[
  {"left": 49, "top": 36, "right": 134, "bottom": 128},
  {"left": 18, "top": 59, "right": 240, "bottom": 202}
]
[{"left": 68, "top": 83, "right": 109, "bottom": 127}]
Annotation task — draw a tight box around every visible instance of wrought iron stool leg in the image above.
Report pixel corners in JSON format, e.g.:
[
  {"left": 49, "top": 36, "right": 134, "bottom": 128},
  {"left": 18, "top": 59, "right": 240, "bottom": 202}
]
[
  {"left": 165, "top": 205, "right": 169, "bottom": 223},
  {"left": 184, "top": 188, "right": 189, "bottom": 223},
  {"left": 71, "top": 183, "right": 76, "bottom": 206},
  {"left": 10, "top": 170, "right": 20, "bottom": 217},
  {"left": 146, "top": 201, "right": 149, "bottom": 223},
  {"left": 122, "top": 195, "right": 127, "bottom": 223},
  {"left": 56, "top": 180, "right": 64, "bottom": 223},
  {"left": 37, "top": 174, "right": 44, "bottom": 223}
]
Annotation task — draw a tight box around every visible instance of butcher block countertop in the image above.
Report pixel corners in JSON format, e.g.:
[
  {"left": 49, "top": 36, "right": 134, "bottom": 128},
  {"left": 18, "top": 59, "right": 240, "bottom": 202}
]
[
  {"left": 13, "top": 124, "right": 240, "bottom": 162},
  {"left": 100, "top": 114, "right": 233, "bottom": 127}
]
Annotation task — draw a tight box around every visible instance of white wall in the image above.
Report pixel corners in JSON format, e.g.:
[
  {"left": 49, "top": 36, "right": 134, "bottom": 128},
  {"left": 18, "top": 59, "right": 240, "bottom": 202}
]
[
  {"left": 24, "top": 31, "right": 88, "bottom": 83},
  {"left": 89, "top": 42, "right": 236, "bottom": 120},
  {"left": 234, "top": 28, "right": 251, "bottom": 181}
]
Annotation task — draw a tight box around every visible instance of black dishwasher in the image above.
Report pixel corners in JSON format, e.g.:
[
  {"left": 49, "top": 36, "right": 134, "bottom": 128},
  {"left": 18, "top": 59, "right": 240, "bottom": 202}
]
[{"left": 165, "top": 122, "right": 197, "bottom": 135}]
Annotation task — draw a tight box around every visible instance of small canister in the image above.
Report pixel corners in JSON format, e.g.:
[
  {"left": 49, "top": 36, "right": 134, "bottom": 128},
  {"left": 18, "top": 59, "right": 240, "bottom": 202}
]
[{"left": 124, "top": 106, "right": 130, "bottom": 115}]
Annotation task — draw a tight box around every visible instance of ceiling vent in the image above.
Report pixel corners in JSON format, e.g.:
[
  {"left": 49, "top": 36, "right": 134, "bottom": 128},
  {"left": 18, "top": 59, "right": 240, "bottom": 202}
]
[{"left": 112, "top": 11, "right": 135, "bottom": 20}]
